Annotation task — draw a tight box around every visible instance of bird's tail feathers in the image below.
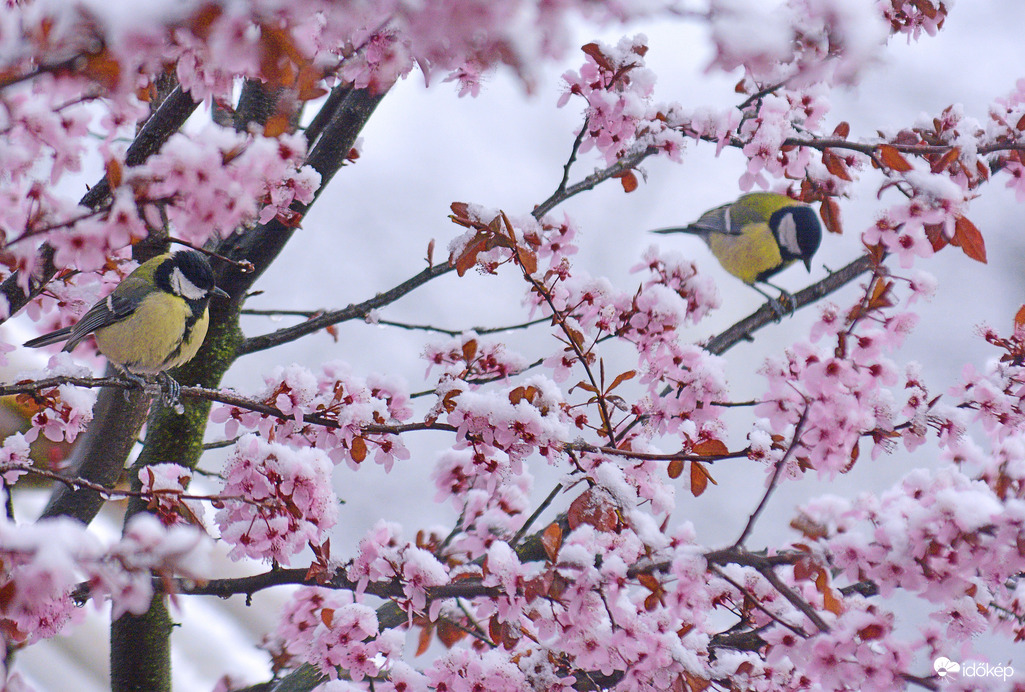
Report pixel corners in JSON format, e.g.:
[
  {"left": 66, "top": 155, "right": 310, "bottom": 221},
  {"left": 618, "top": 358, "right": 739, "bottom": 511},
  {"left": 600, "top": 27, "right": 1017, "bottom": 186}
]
[
  {"left": 651, "top": 225, "right": 703, "bottom": 235},
  {"left": 24, "top": 326, "right": 74, "bottom": 349}
]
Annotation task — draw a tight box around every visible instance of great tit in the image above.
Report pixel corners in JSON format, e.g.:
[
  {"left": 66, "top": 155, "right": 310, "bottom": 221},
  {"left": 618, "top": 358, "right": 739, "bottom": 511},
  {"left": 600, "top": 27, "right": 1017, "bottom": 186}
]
[
  {"left": 652, "top": 192, "right": 822, "bottom": 310},
  {"left": 25, "top": 250, "right": 228, "bottom": 401}
]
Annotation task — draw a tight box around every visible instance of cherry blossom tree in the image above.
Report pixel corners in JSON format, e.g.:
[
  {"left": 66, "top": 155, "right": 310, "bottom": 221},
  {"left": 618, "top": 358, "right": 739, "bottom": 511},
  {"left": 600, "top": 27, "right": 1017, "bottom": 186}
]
[{"left": 0, "top": 1, "right": 1024, "bottom": 691}]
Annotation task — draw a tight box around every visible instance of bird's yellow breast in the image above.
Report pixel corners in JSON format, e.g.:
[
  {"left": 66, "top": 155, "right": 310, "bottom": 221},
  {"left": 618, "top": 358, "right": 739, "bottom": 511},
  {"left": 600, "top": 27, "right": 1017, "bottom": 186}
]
[
  {"left": 706, "top": 223, "right": 792, "bottom": 284},
  {"left": 93, "top": 292, "right": 209, "bottom": 374}
]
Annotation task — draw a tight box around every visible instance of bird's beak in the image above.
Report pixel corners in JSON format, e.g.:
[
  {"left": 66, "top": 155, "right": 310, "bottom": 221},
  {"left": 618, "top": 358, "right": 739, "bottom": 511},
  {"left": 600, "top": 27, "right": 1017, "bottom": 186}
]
[
  {"left": 212, "top": 286, "right": 229, "bottom": 299},
  {"left": 803, "top": 257, "right": 813, "bottom": 272}
]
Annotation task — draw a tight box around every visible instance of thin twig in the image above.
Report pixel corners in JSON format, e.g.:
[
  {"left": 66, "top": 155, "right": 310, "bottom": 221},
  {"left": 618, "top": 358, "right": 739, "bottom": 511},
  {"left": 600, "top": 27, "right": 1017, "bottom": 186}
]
[
  {"left": 733, "top": 402, "right": 810, "bottom": 548},
  {"left": 757, "top": 564, "right": 832, "bottom": 634},
  {"left": 555, "top": 116, "right": 590, "bottom": 195},
  {"left": 533, "top": 145, "right": 658, "bottom": 221},
  {"left": 564, "top": 441, "right": 749, "bottom": 464},
  {"left": 510, "top": 483, "right": 563, "bottom": 547},
  {"left": 710, "top": 564, "right": 808, "bottom": 638}
]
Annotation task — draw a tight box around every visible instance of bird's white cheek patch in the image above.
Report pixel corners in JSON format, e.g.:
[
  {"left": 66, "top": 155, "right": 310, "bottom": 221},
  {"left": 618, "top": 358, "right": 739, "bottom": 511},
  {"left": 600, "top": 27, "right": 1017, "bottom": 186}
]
[
  {"left": 778, "top": 215, "right": 800, "bottom": 255},
  {"left": 170, "top": 267, "right": 207, "bottom": 300}
]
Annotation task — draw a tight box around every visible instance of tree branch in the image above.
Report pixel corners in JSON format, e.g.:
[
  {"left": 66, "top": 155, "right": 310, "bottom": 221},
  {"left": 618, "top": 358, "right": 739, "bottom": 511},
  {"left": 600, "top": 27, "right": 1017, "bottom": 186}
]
[
  {"left": 239, "top": 263, "right": 452, "bottom": 354},
  {"left": 733, "top": 403, "right": 810, "bottom": 548},
  {"left": 703, "top": 252, "right": 877, "bottom": 356},
  {"left": 533, "top": 145, "right": 658, "bottom": 220}
]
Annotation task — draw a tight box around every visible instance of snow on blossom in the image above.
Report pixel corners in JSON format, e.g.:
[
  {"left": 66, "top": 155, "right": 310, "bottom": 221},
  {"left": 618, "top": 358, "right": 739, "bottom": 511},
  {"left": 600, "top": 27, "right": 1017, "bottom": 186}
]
[
  {"left": 558, "top": 35, "right": 685, "bottom": 165},
  {"left": 431, "top": 448, "right": 533, "bottom": 553},
  {"left": 441, "top": 375, "right": 570, "bottom": 466},
  {"left": 275, "top": 586, "right": 403, "bottom": 682},
  {"left": 797, "top": 467, "right": 1025, "bottom": 639},
  {"left": 423, "top": 333, "right": 528, "bottom": 381},
  {"left": 210, "top": 361, "right": 411, "bottom": 470},
  {"left": 136, "top": 128, "right": 314, "bottom": 246},
  {"left": 98, "top": 514, "right": 212, "bottom": 619},
  {"left": 425, "top": 648, "right": 527, "bottom": 692},
  {"left": 215, "top": 434, "right": 338, "bottom": 564},
  {"left": 0, "top": 434, "right": 32, "bottom": 485},
  {"left": 0, "top": 506, "right": 210, "bottom": 641},
  {"left": 137, "top": 463, "right": 205, "bottom": 527},
  {"left": 16, "top": 354, "right": 97, "bottom": 444},
  {"left": 709, "top": 0, "right": 887, "bottom": 85},
  {"left": 347, "top": 521, "right": 450, "bottom": 616},
  {"left": 757, "top": 337, "right": 901, "bottom": 478}
]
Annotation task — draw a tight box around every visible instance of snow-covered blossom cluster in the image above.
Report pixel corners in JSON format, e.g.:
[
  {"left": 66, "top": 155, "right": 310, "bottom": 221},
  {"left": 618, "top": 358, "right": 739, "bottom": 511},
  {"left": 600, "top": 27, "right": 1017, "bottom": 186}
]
[
  {"left": 211, "top": 362, "right": 412, "bottom": 471},
  {"left": 135, "top": 129, "right": 319, "bottom": 244},
  {"left": 796, "top": 465, "right": 1025, "bottom": 654},
  {"left": 15, "top": 355, "right": 97, "bottom": 444},
  {"left": 216, "top": 434, "right": 338, "bottom": 564},
  {"left": 275, "top": 587, "right": 406, "bottom": 683},
  {"left": 558, "top": 35, "right": 685, "bottom": 165},
  {"left": 0, "top": 509, "right": 210, "bottom": 644}
]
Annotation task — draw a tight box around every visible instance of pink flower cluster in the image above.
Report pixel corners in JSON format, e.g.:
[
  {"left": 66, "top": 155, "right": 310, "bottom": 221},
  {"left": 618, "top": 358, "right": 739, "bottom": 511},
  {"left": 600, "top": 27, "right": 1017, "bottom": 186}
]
[
  {"left": 348, "top": 521, "right": 449, "bottom": 616},
  {"left": 558, "top": 36, "right": 686, "bottom": 165},
  {"left": 276, "top": 587, "right": 404, "bottom": 682},
  {"left": 0, "top": 509, "right": 210, "bottom": 643},
  {"left": 215, "top": 434, "right": 338, "bottom": 564},
  {"left": 799, "top": 466, "right": 1025, "bottom": 642},
  {"left": 423, "top": 334, "right": 528, "bottom": 381},
  {"left": 431, "top": 448, "right": 533, "bottom": 555},
  {"left": 136, "top": 129, "right": 318, "bottom": 247},
  {"left": 22, "top": 364, "right": 95, "bottom": 445},
  {"left": 435, "top": 375, "right": 569, "bottom": 468},
  {"left": 211, "top": 362, "right": 411, "bottom": 471}
]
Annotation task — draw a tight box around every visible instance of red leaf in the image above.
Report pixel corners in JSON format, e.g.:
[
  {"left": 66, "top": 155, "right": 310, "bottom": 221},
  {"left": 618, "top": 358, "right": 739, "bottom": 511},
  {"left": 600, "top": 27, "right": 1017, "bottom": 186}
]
[
  {"left": 516, "top": 245, "right": 538, "bottom": 274},
  {"left": 1014, "top": 305, "right": 1025, "bottom": 331},
  {"left": 815, "top": 569, "right": 844, "bottom": 616},
  {"left": 581, "top": 43, "right": 613, "bottom": 71},
  {"left": 951, "top": 215, "right": 987, "bottom": 264},
  {"left": 541, "top": 523, "right": 563, "bottom": 562},
  {"left": 104, "top": 157, "right": 123, "bottom": 189},
  {"left": 436, "top": 619, "right": 467, "bottom": 648},
  {"left": 692, "top": 439, "right": 728, "bottom": 457},
  {"left": 568, "top": 487, "right": 618, "bottom": 532},
  {"left": 453, "top": 233, "right": 488, "bottom": 276},
  {"left": 667, "top": 458, "right": 684, "bottom": 479},
  {"left": 449, "top": 202, "right": 472, "bottom": 225},
  {"left": 263, "top": 112, "right": 291, "bottom": 138},
  {"left": 350, "top": 436, "right": 367, "bottom": 463},
  {"left": 923, "top": 223, "right": 949, "bottom": 252},
  {"left": 618, "top": 170, "right": 639, "bottom": 193},
  {"left": 832, "top": 121, "right": 851, "bottom": 138},
  {"left": 930, "top": 146, "right": 960, "bottom": 174},
  {"left": 606, "top": 369, "right": 636, "bottom": 392},
  {"left": 877, "top": 144, "right": 913, "bottom": 172},
  {"left": 820, "top": 198, "right": 843, "bottom": 235},
  {"left": 822, "top": 150, "right": 852, "bottom": 181},
  {"left": 415, "top": 623, "right": 433, "bottom": 656},
  {"left": 690, "top": 461, "right": 716, "bottom": 497}
]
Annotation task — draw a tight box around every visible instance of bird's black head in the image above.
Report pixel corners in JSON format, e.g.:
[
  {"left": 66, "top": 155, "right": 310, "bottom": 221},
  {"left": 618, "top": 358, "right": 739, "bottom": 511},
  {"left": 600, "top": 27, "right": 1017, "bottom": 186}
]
[
  {"left": 156, "top": 251, "right": 222, "bottom": 302},
  {"left": 770, "top": 205, "right": 822, "bottom": 271}
]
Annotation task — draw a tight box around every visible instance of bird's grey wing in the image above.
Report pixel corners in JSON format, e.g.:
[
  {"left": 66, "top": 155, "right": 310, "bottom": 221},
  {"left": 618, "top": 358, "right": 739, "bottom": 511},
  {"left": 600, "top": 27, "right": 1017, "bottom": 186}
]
[
  {"left": 688, "top": 202, "right": 736, "bottom": 235},
  {"left": 62, "top": 287, "right": 142, "bottom": 351},
  {"left": 651, "top": 202, "right": 733, "bottom": 238}
]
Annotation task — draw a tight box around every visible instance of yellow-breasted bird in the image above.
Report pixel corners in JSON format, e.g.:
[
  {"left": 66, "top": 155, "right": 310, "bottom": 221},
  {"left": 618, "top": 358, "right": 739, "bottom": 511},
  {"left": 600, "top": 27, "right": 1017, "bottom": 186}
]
[
  {"left": 652, "top": 192, "right": 822, "bottom": 311},
  {"left": 25, "top": 250, "right": 228, "bottom": 402}
]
